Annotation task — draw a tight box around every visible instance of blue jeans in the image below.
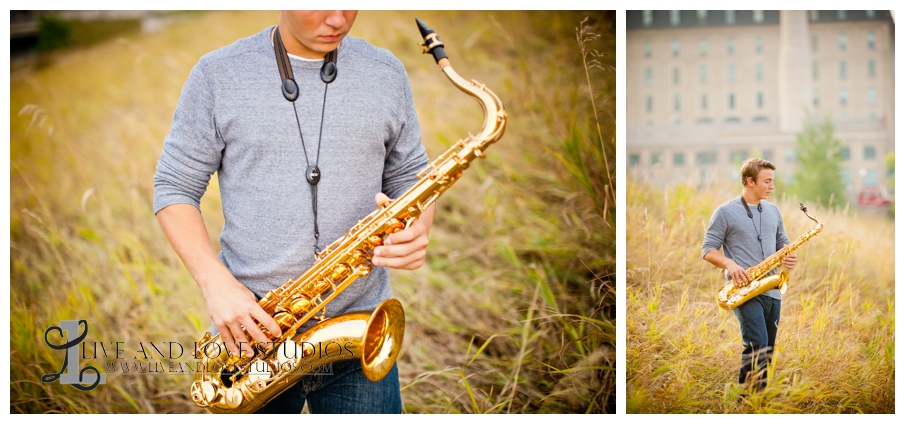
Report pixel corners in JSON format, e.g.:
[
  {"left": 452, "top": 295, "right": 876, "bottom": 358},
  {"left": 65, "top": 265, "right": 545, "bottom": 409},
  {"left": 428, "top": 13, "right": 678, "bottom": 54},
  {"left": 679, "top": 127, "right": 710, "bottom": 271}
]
[
  {"left": 255, "top": 360, "right": 402, "bottom": 414},
  {"left": 733, "top": 294, "right": 781, "bottom": 390}
]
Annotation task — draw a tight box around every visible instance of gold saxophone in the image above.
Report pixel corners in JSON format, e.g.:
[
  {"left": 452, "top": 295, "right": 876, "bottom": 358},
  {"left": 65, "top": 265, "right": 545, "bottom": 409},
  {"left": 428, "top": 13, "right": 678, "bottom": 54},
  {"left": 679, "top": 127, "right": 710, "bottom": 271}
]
[
  {"left": 188, "top": 19, "right": 506, "bottom": 413},
  {"left": 716, "top": 202, "right": 824, "bottom": 310}
]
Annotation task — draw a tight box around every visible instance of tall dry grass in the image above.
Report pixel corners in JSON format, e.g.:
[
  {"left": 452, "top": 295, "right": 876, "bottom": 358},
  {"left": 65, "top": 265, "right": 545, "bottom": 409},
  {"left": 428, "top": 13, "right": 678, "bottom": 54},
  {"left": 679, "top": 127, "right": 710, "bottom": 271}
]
[
  {"left": 625, "top": 180, "right": 894, "bottom": 413},
  {"left": 10, "top": 11, "right": 613, "bottom": 413}
]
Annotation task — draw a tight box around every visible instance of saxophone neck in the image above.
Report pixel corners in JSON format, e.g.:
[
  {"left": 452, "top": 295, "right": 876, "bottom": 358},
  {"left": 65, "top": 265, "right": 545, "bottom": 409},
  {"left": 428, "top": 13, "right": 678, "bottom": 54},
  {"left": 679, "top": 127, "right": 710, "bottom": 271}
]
[
  {"left": 417, "top": 18, "right": 507, "bottom": 149},
  {"left": 799, "top": 202, "right": 824, "bottom": 233}
]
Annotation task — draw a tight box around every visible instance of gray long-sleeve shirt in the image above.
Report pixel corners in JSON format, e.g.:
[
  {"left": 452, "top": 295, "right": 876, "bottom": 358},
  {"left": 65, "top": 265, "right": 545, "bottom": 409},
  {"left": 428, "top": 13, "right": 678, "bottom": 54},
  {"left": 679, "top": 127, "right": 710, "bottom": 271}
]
[
  {"left": 153, "top": 27, "right": 428, "bottom": 317},
  {"left": 702, "top": 197, "right": 792, "bottom": 299}
]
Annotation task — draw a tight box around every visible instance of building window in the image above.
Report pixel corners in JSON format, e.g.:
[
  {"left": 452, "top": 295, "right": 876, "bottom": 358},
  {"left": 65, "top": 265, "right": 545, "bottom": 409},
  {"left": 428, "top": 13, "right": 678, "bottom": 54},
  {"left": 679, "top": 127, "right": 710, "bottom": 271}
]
[
  {"left": 841, "top": 168, "right": 852, "bottom": 191},
  {"left": 674, "top": 94, "right": 681, "bottom": 111},
  {"left": 756, "top": 63, "right": 763, "bottom": 82},
  {"left": 726, "top": 10, "right": 736, "bottom": 24},
  {"left": 673, "top": 152, "right": 685, "bottom": 166},
  {"left": 699, "top": 38, "right": 708, "bottom": 56},
  {"left": 697, "top": 10, "right": 708, "bottom": 25},
  {"left": 753, "top": 10, "right": 764, "bottom": 23},
  {"left": 868, "top": 86, "right": 877, "bottom": 105},
  {"left": 755, "top": 36, "right": 763, "bottom": 54},
  {"left": 865, "top": 146, "right": 876, "bottom": 160},
  {"left": 672, "top": 39, "right": 680, "bottom": 57},
  {"left": 763, "top": 149, "right": 774, "bottom": 162},
  {"left": 670, "top": 10, "right": 681, "bottom": 26},
  {"left": 841, "top": 147, "right": 850, "bottom": 160},
  {"left": 644, "top": 39, "right": 652, "bottom": 58},
  {"left": 727, "top": 64, "right": 736, "bottom": 82},
  {"left": 727, "top": 37, "right": 735, "bottom": 55},
  {"left": 839, "top": 88, "right": 848, "bottom": 106},
  {"left": 839, "top": 32, "right": 847, "bottom": 51},
  {"left": 729, "top": 93, "right": 736, "bottom": 109},
  {"left": 646, "top": 96, "right": 653, "bottom": 113},
  {"left": 673, "top": 67, "right": 680, "bottom": 84},
  {"left": 729, "top": 150, "right": 749, "bottom": 164},
  {"left": 813, "top": 61, "right": 819, "bottom": 80},
  {"left": 811, "top": 33, "right": 818, "bottom": 51},
  {"left": 809, "top": 10, "right": 819, "bottom": 21},
  {"left": 868, "top": 59, "right": 876, "bottom": 78},
  {"left": 630, "top": 153, "right": 641, "bottom": 167},
  {"left": 866, "top": 10, "right": 876, "bottom": 18},
  {"left": 813, "top": 88, "right": 820, "bottom": 107},
  {"left": 701, "top": 94, "right": 708, "bottom": 110},
  {"left": 651, "top": 152, "right": 661, "bottom": 165},
  {"left": 864, "top": 169, "right": 878, "bottom": 187},
  {"left": 757, "top": 91, "right": 764, "bottom": 109},
  {"left": 645, "top": 67, "right": 653, "bottom": 85},
  {"left": 700, "top": 65, "right": 707, "bottom": 84},
  {"left": 643, "top": 10, "right": 653, "bottom": 27},
  {"left": 867, "top": 31, "right": 876, "bottom": 50},
  {"left": 696, "top": 151, "right": 717, "bottom": 165},
  {"left": 785, "top": 148, "right": 797, "bottom": 164},
  {"left": 840, "top": 61, "right": 847, "bottom": 79}
]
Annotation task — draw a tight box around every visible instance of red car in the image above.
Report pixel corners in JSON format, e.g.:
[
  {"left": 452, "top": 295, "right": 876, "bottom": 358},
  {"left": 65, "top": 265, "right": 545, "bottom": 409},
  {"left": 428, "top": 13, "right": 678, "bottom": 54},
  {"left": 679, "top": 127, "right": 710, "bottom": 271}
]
[{"left": 858, "top": 187, "right": 893, "bottom": 207}]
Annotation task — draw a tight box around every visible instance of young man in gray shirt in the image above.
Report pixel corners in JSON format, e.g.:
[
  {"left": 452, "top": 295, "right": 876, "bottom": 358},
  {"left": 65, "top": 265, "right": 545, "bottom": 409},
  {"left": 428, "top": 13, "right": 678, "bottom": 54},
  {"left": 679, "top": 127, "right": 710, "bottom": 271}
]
[
  {"left": 154, "top": 11, "right": 434, "bottom": 413},
  {"left": 702, "top": 158, "right": 796, "bottom": 391}
]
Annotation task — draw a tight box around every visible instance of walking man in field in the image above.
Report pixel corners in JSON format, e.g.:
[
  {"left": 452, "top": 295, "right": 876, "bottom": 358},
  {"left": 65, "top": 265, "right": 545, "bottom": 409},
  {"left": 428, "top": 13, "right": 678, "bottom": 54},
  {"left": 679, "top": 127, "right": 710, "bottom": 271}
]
[
  {"left": 154, "top": 10, "right": 434, "bottom": 413},
  {"left": 702, "top": 158, "right": 797, "bottom": 391}
]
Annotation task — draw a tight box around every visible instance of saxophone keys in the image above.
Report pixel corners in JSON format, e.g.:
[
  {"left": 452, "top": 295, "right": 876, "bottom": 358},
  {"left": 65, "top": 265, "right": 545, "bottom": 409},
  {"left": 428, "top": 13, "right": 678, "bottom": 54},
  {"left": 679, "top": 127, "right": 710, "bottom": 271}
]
[
  {"left": 289, "top": 295, "right": 311, "bottom": 315},
  {"left": 385, "top": 218, "right": 404, "bottom": 234},
  {"left": 223, "top": 386, "right": 243, "bottom": 410},
  {"left": 273, "top": 311, "right": 297, "bottom": 330},
  {"left": 246, "top": 360, "right": 272, "bottom": 389},
  {"left": 200, "top": 380, "right": 219, "bottom": 404}
]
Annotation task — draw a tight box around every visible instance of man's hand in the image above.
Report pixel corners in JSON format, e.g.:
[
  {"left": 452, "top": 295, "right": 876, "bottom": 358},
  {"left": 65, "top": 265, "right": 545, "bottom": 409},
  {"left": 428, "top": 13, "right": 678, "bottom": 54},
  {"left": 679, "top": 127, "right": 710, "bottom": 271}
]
[
  {"left": 781, "top": 253, "right": 797, "bottom": 270},
  {"left": 371, "top": 193, "right": 434, "bottom": 270},
  {"left": 725, "top": 261, "right": 751, "bottom": 288},
  {"left": 200, "top": 269, "right": 282, "bottom": 358},
  {"left": 156, "top": 203, "right": 281, "bottom": 359}
]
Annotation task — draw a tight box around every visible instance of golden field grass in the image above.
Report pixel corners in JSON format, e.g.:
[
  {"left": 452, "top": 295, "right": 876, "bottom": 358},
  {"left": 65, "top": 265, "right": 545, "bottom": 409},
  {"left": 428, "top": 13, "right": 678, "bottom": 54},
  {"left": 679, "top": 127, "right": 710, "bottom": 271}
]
[
  {"left": 10, "top": 11, "right": 614, "bottom": 413},
  {"left": 626, "top": 180, "right": 894, "bottom": 413}
]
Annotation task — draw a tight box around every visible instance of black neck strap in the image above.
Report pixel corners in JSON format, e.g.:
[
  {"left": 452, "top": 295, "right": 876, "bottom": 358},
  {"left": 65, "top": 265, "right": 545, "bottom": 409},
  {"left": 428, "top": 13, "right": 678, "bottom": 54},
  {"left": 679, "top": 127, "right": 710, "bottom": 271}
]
[
  {"left": 740, "top": 196, "right": 765, "bottom": 256},
  {"left": 272, "top": 26, "right": 338, "bottom": 255}
]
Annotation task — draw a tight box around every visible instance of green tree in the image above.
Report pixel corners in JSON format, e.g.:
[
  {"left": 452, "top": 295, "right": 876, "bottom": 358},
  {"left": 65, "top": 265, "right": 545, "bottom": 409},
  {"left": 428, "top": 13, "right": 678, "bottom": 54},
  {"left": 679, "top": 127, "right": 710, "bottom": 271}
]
[{"left": 789, "top": 114, "right": 847, "bottom": 208}]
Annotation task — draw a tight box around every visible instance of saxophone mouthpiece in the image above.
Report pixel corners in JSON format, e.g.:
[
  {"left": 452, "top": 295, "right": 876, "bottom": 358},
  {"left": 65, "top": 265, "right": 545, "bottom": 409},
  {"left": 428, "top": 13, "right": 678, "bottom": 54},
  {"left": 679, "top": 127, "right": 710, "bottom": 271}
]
[
  {"left": 799, "top": 202, "right": 807, "bottom": 213},
  {"left": 415, "top": 18, "right": 448, "bottom": 63}
]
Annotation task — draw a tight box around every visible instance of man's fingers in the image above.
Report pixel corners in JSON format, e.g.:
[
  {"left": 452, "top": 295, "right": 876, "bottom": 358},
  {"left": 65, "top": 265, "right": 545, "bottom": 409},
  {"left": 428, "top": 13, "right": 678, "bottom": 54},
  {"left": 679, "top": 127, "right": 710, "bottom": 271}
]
[
  {"left": 373, "top": 250, "right": 425, "bottom": 270},
  {"left": 374, "top": 192, "right": 392, "bottom": 207},
  {"left": 385, "top": 221, "right": 426, "bottom": 246},
  {"left": 240, "top": 318, "right": 271, "bottom": 348},
  {"left": 226, "top": 323, "right": 253, "bottom": 357},
  {"left": 218, "top": 326, "right": 239, "bottom": 356},
  {"left": 250, "top": 309, "right": 283, "bottom": 340}
]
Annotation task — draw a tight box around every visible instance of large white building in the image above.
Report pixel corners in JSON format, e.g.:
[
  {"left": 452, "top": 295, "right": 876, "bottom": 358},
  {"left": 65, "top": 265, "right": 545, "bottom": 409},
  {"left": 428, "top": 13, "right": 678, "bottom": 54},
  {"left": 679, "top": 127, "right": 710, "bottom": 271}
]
[{"left": 626, "top": 10, "right": 894, "bottom": 201}]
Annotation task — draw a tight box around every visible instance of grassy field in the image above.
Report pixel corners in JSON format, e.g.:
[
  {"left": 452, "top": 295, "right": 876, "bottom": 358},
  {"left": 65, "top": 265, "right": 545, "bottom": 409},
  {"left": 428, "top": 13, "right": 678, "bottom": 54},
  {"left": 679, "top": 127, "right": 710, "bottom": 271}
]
[
  {"left": 625, "top": 180, "right": 894, "bottom": 413},
  {"left": 10, "top": 11, "right": 614, "bottom": 413}
]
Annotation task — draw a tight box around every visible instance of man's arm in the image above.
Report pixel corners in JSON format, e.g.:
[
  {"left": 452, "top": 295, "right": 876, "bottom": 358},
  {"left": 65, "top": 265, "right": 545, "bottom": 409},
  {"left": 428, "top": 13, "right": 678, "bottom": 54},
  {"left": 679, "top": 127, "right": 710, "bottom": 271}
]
[
  {"left": 703, "top": 249, "right": 751, "bottom": 287},
  {"left": 156, "top": 204, "right": 281, "bottom": 357},
  {"left": 702, "top": 206, "right": 751, "bottom": 287}
]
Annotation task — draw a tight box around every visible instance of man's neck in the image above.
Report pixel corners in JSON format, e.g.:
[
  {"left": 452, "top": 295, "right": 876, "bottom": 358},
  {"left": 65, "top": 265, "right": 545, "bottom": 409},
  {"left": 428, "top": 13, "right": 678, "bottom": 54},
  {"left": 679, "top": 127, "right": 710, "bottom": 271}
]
[{"left": 741, "top": 190, "right": 761, "bottom": 205}]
